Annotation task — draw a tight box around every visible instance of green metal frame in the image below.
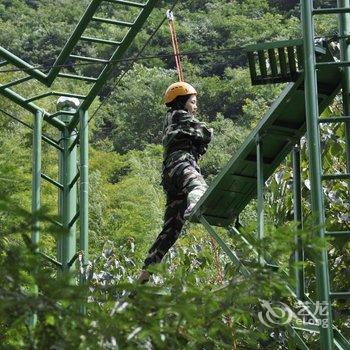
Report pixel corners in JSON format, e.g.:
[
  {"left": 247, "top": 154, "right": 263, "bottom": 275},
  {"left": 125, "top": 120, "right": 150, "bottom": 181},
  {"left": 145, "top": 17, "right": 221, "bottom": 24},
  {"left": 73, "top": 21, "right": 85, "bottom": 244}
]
[
  {"left": 0, "top": 0, "right": 159, "bottom": 130},
  {"left": 187, "top": 2, "right": 350, "bottom": 349},
  {"left": 0, "top": 0, "right": 158, "bottom": 325},
  {"left": 2, "top": 0, "right": 350, "bottom": 348}
]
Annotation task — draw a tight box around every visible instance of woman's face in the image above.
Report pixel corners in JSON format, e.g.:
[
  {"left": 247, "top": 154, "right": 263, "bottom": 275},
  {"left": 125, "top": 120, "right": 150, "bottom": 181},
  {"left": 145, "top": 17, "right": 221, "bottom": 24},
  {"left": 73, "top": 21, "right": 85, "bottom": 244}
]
[{"left": 185, "top": 94, "right": 197, "bottom": 115}]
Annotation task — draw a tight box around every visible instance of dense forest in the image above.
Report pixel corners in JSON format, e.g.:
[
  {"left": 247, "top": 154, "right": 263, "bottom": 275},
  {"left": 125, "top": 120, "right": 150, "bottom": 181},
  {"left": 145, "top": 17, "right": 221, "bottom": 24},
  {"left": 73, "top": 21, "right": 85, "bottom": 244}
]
[{"left": 0, "top": 0, "right": 349, "bottom": 349}]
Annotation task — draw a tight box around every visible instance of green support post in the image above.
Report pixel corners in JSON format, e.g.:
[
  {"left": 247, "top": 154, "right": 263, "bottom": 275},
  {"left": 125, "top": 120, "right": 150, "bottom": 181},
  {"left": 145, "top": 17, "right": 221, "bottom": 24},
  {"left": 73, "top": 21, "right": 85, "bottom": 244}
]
[
  {"left": 338, "top": 0, "right": 350, "bottom": 184},
  {"left": 301, "top": 1, "right": 334, "bottom": 348},
  {"left": 57, "top": 98, "right": 79, "bottom": 274},
  {"left": 79, "top": 109, "right": 89, "bottom": 285},
  {"left": 256, "top": 136, "right": 264, "bottom": 264},
  {"left": 32, "top": 109, "right": 43, "bottom": 252},
  {"left": 29, "top": 109, "right": 43, "bottom": 329},
  {"left": 292, "top": 145, "right": 305, "bottom": 300}
]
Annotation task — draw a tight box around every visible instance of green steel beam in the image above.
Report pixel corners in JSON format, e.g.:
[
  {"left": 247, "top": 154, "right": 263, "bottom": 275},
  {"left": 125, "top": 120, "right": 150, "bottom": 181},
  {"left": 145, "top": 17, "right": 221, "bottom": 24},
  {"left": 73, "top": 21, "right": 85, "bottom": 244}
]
[
  {"left": 58, "top": 73, "right": 98, "bottom": 82},
  {"left": 325, "top": 230, "right": 350, "bottom": 237},
  {"left": 292, "top": 146, "right": 305, "bottom": 300},
  {"left": 41, "top": 173, "right": 64, "bottom": 190},
  {"left": 104, "top": 0, "right": 146, "bottom": 7},
  {"left": 338, "top": 0, "right": 350, "bottom": 196},
  {"left": 91, "top": 16, "right": 134, "bottom": 26},
  {"left": 26, "top": 91, "right": 86, "bottom": 103},
  {"left": 49, "top": 110, "right": 77, "bottom": 119},
  {"left": 0, "top": 47, "right": 48, "bottom": 84},
  {"left": 244, "top": 39, "right": 303, "bottom": 52},
  {"left": 0, "top": 107, "right": 63, "bottom": 151},
  {"left": 28, "top": 109, "right": 43, "bottom": 329},
  {"left": 47, "top": 0, "right": 104, "bottom": 84},
  {"left": 80, "top": 36, "right": 122, "bottom": 45},
  {"left": 301, "top": 0, "right": 334, "bottom": 348},
  {"left": 329, "top": 292, "right": 350, "bottom": 299},
  {"left": 316, "top": 60, "right": 350, "bottom": 68},
  {"left": 313, "top": 7, "right": 350, "bottom": 15},
  {"left": 199, "top": 216, "right": 250, "bottom": 277},
  {"left": 58, "top": 113, "right": 78, "bottom": 273},
  {"left": 79, "top": 109, "right": 89, "bottom": 285},
  {"left": 69, "top": 54, "right": 109, "bottom": 63},
  {"left": 0, "top": 85, "right": 65, "bottom": 130},
  {"left": 256, "top": 137, "right": 264, "bottom": 265},
  {"left": 322, "top": 173, "right": 350, "bottom": 180},
  {"left": 72, "top": 0, "right": 159, "bottom": 126},
  {"left": 319, "top": 116, "right": 350, "bottom": 123},
  {"left": 1, "top": 76, "right": 33, "bottom": 89},
  {"left": 39, "top": 252, "right": 63, "bottom": 268}
]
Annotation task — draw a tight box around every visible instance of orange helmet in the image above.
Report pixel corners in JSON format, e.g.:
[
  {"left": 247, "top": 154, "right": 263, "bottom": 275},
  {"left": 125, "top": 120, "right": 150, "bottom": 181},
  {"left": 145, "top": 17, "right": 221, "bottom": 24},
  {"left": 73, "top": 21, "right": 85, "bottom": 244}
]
[{"left": 164, "top": 82, "right": 197, "bottom": 104}]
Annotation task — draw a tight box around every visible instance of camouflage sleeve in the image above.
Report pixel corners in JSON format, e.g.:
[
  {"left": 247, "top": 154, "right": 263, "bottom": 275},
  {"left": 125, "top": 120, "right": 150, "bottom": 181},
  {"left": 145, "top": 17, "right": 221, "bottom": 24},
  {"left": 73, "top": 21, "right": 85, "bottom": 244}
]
[{"left": 162, "top": 110, "right": 213, "bottom": 153}]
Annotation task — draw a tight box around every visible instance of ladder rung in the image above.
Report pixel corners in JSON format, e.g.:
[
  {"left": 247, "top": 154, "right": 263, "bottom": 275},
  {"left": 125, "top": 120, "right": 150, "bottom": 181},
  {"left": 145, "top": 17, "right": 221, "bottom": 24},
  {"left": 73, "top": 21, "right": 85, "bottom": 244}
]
[
  {"left": 325, "top": 231, "right": 350, "bottom": 238},
  {"left": 69, "top": 172, "right": 80, "bottom": 189},
  {"left": 41, "top": 174, "right": 64, "bottom": 190},
  {"left": 269, "top": 125, "right": 297, "bottom": 137},
  {"left": 80, "top": 36, "right": 122, "bottom": 46},
  {"left": 0, "top": 76, "right": 33, "bottom": 89},
  {"left": 322, "top": 173, "right": 350, "bottom": 180},
  {"left": 58, "top": 73, "right": 97, "bottom": 82},
  {"left": 49, "top": 110, "right": 76, "bottom": 119},
  {"left": 316, "top": 61, "right": 350, "bottom": 69},
  {"left": 92, "top": 16, "right": 134, "bottom": 26},
  {"left": 313, "top": 7, "right": 350, "bottom": 15},
  {"left": 319, "top": 116, "right": 350, "bottom": 123},
  {"left": 231, "top": 174, "right": 257, "bottom": 183},
  {"left": 265, "top": 263, "right": 279, "bottom": 270},
  {"left": 39, "top": 252, "right": 63, "bottom": 268},
  {"left": 26, "top": 91, "right": 86, "bottom": 103},
  {"left": 293, "top": 322, "right": 320, "bottom": 333},
  {"left": 103, "top": 0, "right": 145, "bottom": 8},
  {"left": 69, "top": 54, "right": 109, "bottom": 63},
  {"left": 329, "top": 292, "right": 350, "bottom": 299}
]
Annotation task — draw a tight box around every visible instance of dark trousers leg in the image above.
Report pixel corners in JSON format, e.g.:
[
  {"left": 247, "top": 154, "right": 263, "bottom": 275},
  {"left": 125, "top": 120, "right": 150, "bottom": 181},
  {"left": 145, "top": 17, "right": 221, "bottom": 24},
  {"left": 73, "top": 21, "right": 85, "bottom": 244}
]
[{"left": 143, "top": 193, "right": 187, "bottom": 268}]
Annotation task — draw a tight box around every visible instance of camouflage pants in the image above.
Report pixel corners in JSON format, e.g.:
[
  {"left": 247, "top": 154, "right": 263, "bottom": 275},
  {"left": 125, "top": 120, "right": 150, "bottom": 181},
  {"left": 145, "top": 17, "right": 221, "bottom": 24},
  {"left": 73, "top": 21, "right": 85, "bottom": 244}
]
[{"left": 143, "top": 157, "right": 208, "bottom": 268}]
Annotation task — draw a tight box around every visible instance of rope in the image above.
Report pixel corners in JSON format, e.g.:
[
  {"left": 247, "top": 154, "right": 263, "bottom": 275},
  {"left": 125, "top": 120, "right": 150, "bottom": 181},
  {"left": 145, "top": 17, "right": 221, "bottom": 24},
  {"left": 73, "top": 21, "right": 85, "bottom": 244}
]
[{"left": 167, "top": 10, "right": 185, "bottom": 82}]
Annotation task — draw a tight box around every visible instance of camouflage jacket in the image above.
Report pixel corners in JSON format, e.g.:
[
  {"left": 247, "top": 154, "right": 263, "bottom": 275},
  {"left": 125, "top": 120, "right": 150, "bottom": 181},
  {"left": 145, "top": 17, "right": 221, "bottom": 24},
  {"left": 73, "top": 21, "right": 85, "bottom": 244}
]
[{"left": 162, "top": 109, "right": 213, "bottom": 170}]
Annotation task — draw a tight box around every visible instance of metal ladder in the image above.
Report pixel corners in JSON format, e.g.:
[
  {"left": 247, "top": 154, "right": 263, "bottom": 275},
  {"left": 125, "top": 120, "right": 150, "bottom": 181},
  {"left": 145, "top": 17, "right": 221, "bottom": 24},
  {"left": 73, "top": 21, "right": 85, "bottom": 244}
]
[
  {"left": 0, "top": 0, "right": 158, "bottom": 129},
  {"left": 301, "top": 1, "right": 350, "bottom": 349}
]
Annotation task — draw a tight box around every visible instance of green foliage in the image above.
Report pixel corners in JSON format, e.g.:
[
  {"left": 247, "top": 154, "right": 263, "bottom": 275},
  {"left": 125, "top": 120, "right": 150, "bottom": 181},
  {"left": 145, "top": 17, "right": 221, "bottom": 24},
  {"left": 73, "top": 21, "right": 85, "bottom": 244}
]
[
  {"left": 0, "top": 200, "right": 305, "bottom": 349},
  {"left": 1, "top": 0, "right": 350, "bottom": 347}
]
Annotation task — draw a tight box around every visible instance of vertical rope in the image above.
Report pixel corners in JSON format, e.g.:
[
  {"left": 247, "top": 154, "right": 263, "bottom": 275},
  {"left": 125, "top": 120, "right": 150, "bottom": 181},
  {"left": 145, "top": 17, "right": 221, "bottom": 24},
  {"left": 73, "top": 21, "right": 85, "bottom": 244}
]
[{"left": 167, "top": 10, "right": 185, "bottom": 82}]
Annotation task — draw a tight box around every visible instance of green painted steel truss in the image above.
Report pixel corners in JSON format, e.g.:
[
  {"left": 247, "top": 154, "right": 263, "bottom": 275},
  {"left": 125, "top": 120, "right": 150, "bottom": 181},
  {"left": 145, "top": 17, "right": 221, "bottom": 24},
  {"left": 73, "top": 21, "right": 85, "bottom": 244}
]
[
  {"left": 188, "top": 6, "right": 350, "bottom": 350},
  {"left": 0, "top": 0, "right": 159, "bottom": 130},
  {"left": 0, "top": 0, "right": 159, "bottom": 287}
]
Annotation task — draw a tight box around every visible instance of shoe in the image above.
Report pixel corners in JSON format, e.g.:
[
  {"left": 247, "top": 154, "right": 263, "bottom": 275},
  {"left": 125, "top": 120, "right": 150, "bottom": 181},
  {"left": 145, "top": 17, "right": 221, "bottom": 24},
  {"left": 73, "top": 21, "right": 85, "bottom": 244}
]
[
  {"left": 137, "top": 269, "right": 150, "bottom": 284},
  {"left": 184, "top": 203, "right": 195, "bottom": 219}
]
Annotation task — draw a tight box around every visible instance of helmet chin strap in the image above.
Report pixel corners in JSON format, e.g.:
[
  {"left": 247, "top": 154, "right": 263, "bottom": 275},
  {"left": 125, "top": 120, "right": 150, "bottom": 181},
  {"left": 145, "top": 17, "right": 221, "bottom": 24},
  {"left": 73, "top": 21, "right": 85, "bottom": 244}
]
[{"left": 167, "top": 10, "right": 185, "bottom": 82}]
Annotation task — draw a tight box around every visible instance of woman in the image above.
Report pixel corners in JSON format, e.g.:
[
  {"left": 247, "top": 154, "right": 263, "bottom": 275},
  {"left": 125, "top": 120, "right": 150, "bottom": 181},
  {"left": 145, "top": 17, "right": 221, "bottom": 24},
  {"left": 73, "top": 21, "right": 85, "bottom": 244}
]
[{"left": 139, "top": 82, "right": 213, "bottom": 283}]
